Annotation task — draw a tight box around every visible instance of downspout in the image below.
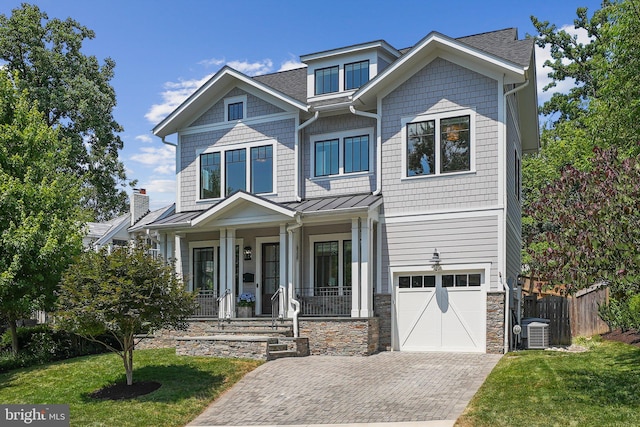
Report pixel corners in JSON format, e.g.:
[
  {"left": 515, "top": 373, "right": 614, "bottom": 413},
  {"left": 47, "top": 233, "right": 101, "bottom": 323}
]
[
  {"left": 287, "top": 214, "right": 303, "bottom": 337},
  {"left": 500, "top": 77, "right": 528, "bottom": 354},
  {"left": 349, "top": 106, "right": 381, "bottom": 195},
  {"left": 161, "top": 136, "right": 177, "bottom": 146},
  {"left": 500, "top": 272, "right": 510, "bottom": 353},
  {"left": 295, "top": 111, "right": 319, "bottom": 202}
]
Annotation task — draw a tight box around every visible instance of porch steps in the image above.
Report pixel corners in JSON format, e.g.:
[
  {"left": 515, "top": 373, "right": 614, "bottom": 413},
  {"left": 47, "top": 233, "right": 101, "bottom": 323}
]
[{"left": 176, "top": 318, "right": 308, "bottom": 360}]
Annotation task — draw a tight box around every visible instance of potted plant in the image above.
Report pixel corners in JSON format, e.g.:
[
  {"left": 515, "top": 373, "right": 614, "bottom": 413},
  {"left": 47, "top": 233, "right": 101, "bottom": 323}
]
[{"left": 237, "top": 292, "right": 255, "bottom": 318}]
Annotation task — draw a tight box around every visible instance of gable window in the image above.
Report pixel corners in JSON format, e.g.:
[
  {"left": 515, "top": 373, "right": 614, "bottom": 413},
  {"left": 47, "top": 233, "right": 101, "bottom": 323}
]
[
  {"left": 345, "top": 60, "right": 369, "bottom": 90},
  {"left": 404, "top": 111, "right": 474, "bottom": 178},
  {"left": 200, "top": 152, "right": 221, "bottom": 199},
  {"left": 315, "top": 139, "right": 339, "bottom": 176},
  {"left": 315, "top": 66, "right": 339, "bottom": 95},
  {"left": 224, "top": 95, "right": 247, "bottom": 121},
  {"left": 227, "top": 102, "right": 243, "bottom": 120},
  {"left": 198, "top": 142, "right": 275, "bottom": 200},
  {"left": 311, "top": 128, "right": 373, "bottom": 179}
]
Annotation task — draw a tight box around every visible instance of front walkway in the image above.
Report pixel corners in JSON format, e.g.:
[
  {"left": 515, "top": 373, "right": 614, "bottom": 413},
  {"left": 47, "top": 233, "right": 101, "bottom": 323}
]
[{"left": 188, "top": 352, "right": 501, "bottom": 426}]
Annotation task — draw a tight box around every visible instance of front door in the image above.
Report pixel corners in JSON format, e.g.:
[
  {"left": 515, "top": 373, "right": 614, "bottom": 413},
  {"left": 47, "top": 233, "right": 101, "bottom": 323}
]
[{"left": 261, "top": 242, "right": 280, "bottom": 315}]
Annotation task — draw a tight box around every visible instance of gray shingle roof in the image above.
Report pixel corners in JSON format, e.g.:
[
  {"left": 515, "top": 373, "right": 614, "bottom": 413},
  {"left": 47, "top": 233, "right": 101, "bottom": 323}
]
[
  {"left": 129, "top": 204, "right": 175, "bottom": 232},
  {"left": 251, "top": 28, "right": 533, "bottom": 99}
]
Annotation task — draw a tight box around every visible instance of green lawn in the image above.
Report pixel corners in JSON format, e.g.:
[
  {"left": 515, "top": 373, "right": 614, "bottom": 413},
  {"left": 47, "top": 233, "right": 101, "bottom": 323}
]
[
  {"left": 0, "top": 348, "right": 262, "bottom": 427},
  {"left": 457, "top": 337, "right": 640, "bottom": 427}
]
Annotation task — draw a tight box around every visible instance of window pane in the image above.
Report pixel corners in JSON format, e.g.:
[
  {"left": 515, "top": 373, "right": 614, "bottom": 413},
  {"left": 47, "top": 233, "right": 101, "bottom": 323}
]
[
  {"left": 200, "top": 152, "right": 221, "bottom": 199},
  {"left": 315, "top": 139, "right": 339, "bottom": 176},
  {"left": 251, "top": 145, "right": 273, "bottom": 194},
  {"left": 440, "top": 115, "right": 470, "bottom": 173},
  {"left": 314, "top": 241, "right": 339, "bottom": 292},
  {"left": 407, "top": 121, "right": 435, "bottom": 176},
  {"left": 344, "top": 135, "right": 369, "bottom": 173},
  {"left": 411, "top": 276, "right": 423, "bottom": 288},
  {"left": 423, "top": 276, "right": 436, "bottom": 288},
  {"left": 315, "top": 66, "right": 339, "bottom": 95},
  {"left": 469, "top": 274, "right": 481, "bottom": 287},
  {"left": 228, "top": 102, "right": 243, "bottom": 120},
  {"left": 225, "top": 149, "right": 246, "bottom": 196},
  {"left": 455, "top": 274, "right": 468, "bottom": 287},
  {"left": 193, "top": 247, "right": 215, "bottom": 292},
  {"left": 343, "top": 240, "right": 352, "bottom": 291},
  {"left": 399, "top": 276, "right": 410, "bottom": 288},
  {"left": 345, "top": 60, "right": 369, "bottom": 90},
  {"left": 442, "top": 275, "right": 454, "bottom": 287}
]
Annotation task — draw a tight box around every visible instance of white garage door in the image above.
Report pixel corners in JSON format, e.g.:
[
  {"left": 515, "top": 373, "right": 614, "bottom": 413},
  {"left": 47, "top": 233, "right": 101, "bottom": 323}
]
[{"left": 395, "top": 272, "right": 486, "bottom": 352}]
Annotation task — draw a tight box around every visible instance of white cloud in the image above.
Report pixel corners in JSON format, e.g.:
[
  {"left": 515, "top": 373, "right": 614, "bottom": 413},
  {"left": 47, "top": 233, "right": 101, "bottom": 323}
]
[
  {"left": 535, "top": 25, "right": 592, "bottom": 105},
  {"left": 198, "top": 57, "right": 226, "bottom": 68},
  {"left": 130, "top": 145, "right": 175, "bottom": 175},
  {"left": 227, "top": 59, "right": 274, "bottom": 76},
  {"left": 145, "top": 74, "right": 214, "bottom": 124},
  {"left": 142, "top": 179, "right": 175, "bottom": 194},
  {"left": 135, "top": 134, "right": 153, "bottom": 143},
  {"left": 279, "top": 59, "right": 306, "bottom": 72}
]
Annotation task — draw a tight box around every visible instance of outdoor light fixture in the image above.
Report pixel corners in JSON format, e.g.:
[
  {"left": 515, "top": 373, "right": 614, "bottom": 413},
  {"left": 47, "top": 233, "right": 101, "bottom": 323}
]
[
  {"left": 243, "top": 246, "right": 252, "bottom": 261},
  {"left": 431, "top": 249, "right": 442, "bottom": 271}
]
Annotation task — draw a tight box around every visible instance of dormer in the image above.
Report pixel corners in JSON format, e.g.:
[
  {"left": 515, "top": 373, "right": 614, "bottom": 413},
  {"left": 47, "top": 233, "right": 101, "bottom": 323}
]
[{"left": 300, "top": 40, "right": 401, "bottom": 103}]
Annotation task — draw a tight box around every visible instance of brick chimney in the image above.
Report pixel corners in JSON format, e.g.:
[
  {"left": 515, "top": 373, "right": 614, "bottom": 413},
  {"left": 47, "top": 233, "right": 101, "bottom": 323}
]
[{"left": 131, "top": 188, "right": 150, "bottom": 226}]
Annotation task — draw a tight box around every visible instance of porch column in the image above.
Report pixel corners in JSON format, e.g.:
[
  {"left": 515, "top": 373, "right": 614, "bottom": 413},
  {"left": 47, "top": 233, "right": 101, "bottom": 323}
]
[
  {"left": 279, "top": 224, "right": 287, "bottom": 318},
  {"left": 226, "top": 228, "right": 236, "bottom": 317},
  {"left": 174, "top": 233, "right": 183, "bottom": 278},
  {"left": 360, "top": 218, "right": 373, "bottom": 317},
  {"left": 219, "top": 229, "right": 227, "bottom": 319},
  {"left": 351, "top": 218, "right": 361, "bottom": 317}
]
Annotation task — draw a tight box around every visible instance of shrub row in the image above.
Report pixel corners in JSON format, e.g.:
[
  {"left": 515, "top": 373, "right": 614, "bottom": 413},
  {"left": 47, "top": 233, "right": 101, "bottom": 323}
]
[{"left": 0, "top": 325, "right": 121, "bottom": 372}]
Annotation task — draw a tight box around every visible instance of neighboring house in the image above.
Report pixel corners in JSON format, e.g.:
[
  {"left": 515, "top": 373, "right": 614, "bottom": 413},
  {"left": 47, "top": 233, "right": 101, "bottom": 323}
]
[
  {"left": 146, "top": 28, "right": 539, "bottom": 354},
  {"left": 84, "top": 188, "right": 174, "bottom": 254}
]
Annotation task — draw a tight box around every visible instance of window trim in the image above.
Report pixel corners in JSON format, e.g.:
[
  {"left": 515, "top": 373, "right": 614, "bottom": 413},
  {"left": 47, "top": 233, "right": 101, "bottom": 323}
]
[
  {"left": 344, "top": 60, "right": 370, "bottom": 90},
  {"left": 196, "top": 139, "right": 277, "bottom": 202},
  {"left": 189, "top": 239, "right": 244, "bottom": 295},
  {"left": 308, "top": 233, "right": 352, "bottom": 296},
  {"left": 401, "top": 109, "right": 476, "bottom": 180},
  {"left": 224, "top": 95, "right": 247, "bottom": 122},
  {"left": 310, "top": 128, "right": 374, "bottom": 180},
  {"left": 314, "top": 66, "right": 339, "bottom": 95}
]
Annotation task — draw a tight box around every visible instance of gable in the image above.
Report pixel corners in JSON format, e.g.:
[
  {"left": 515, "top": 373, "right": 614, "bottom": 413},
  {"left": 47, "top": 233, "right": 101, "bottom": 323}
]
[{"left": 189, "top": 88, "right": 286, "bottom": 128}]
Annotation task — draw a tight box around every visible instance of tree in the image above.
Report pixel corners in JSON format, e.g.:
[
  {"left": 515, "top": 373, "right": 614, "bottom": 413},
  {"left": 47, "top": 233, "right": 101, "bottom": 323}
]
[
  {"left": 0, "top": 70, "right": 85, "bottom": 354},
  {"left": 0, "top": 3, "right": 132, "bottom": 221},
  {"left": 525, "top": 147, "right": 640, "bottom": 297},
  {"left": 55, "top": 244, "right": 197, "bottom": 386}
]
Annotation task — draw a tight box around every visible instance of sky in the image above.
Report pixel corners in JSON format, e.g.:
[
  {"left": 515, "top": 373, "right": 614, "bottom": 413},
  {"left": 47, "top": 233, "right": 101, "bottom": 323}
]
[{"left": 0, "top": 0, "right": 603, "bottom": 210}]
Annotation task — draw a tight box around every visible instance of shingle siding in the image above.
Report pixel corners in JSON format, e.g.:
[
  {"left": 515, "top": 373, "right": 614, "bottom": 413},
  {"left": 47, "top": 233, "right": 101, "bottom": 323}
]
[
  {"left": 381, "top": 57, "right": 499, "bottom": 214},
  {"left": 179, "top": 118, "right": 296, "bottom": 212}
]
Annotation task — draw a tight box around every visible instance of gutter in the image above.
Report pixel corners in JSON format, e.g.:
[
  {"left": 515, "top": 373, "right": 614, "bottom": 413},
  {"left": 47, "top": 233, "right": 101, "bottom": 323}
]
[
  {"left": 295, "top": 111, "right": 320, "bottom": 202},
  {"left": 349, "top": 106, "right": 381, "bottom": 195},
  {"left": 286, "top": 215, "right": 303, "bottom": 337},
  {"left": 161, "top": 136, "right": 177, "bottom": 146}
]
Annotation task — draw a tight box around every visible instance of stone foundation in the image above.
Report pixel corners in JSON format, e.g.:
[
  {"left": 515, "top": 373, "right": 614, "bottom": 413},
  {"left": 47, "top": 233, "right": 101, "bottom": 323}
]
[
  {"left": 299, "top": 317, "right": 379, "bottom": 356},
  {"left": 176, "top": 336, "right": 276, "bottom": 360},
  {"left": 374, "top": 294, "right": 392, "bottom": 351},
  {"left": 486, "top": 292, "right": 505, "bottom": 354},
  {"left": 135, "top": 318, "right": 217, "bottom": 350}
]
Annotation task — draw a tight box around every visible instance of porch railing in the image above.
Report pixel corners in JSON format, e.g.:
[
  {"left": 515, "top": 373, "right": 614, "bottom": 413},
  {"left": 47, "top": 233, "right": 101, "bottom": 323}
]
[
  {"left": 194, "top": 289, "right": 218, "bottom": 317},
  {"left": 298, "top": 286, "right": 352, "bottom": 316}
]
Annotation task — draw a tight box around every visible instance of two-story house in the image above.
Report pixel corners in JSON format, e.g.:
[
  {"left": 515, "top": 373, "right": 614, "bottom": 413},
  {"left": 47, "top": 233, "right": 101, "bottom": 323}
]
[{"left": 146, "top": 28, "right": 538, "bottom": 354}]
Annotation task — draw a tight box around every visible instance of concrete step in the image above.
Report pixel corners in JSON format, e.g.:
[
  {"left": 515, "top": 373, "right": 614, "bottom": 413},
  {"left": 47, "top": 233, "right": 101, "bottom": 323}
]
[
  {"left": 267, "top": 350, "right": 299, "bottom": 360},
  {"left": 214, "top": 328, "right": 293, "bottom": 337},
  {"left": 267, "top": 343, "right": 289, "bottom": 352}
]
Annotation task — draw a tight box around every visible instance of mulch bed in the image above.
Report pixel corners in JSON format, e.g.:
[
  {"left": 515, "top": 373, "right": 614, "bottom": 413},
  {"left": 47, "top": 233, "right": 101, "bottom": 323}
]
[
  {"left": 601, "top": 329, "right": 640, "bottom": 348},
  {"left": 89, "top": 381, "right": 161, "bottom": 400}
]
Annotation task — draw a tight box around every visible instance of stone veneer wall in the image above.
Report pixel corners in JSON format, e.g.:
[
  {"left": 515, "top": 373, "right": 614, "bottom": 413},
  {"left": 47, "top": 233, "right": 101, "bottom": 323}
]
[
  {"left": 486, "top": 291, "right": 505, "bottom": 354},
  {"left": 135, "top": 319, "right": 215, "bottom": 350},
  {"left": 374, "top": 294, "right": 392, "bottom": 351},
  {"left": 298, "top": 317, "right": 379, "bottom": 356}
]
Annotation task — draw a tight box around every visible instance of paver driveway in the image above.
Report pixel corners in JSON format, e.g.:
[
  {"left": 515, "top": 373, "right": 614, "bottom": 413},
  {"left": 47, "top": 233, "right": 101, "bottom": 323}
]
[{"left": 188, "top": 352, "right": 501, "bottom": 426}]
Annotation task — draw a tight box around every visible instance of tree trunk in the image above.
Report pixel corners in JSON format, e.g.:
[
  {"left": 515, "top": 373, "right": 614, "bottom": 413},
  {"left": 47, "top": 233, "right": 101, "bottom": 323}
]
[
  {"left": 8, "top": 317, "right": 18, "bottom": 356},
  {"left": 122, "top": 335, "right": 134, "bottom": 385}
]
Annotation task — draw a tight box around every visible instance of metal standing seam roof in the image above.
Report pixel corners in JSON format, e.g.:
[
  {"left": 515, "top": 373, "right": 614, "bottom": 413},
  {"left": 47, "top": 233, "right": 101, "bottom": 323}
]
[
  {"left": 145, "top": 193, "right": 382, "bottom": 228},
  {"left": 128, "top": 204, "right": 175, "bottom": 232}
]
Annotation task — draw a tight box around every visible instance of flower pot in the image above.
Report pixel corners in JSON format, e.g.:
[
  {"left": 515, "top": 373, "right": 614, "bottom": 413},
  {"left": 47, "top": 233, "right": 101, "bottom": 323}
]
[{"left": 237, "top": 306, "right": 253, "bottom": 318}]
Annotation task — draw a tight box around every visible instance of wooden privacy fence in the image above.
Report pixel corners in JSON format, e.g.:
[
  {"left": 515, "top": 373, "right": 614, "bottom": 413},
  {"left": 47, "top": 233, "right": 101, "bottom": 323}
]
[{"left": 523, "top": 284, "right": 610, "bottom": 345}]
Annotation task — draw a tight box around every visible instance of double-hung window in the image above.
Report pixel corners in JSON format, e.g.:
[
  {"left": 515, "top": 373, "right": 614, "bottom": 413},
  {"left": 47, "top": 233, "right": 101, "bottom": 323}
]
[
  {"left": 199, "top": 142, "right": 275, "bottom": 199},
  {"left": 345, "top": 60, "right": 369, "bottom": 90},
  {"left": 312, "top": 129, "right": 372, "bottom": 178},
  {"left": 315, "top": 66, "right": 339, "bottom": 95},
  {"left": 404, "top": 111, "right": 474, "bottom": 178},
  {"left": 311, "top": 235, "right": 352, "bottom": 296}
]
